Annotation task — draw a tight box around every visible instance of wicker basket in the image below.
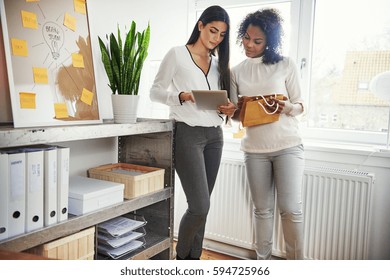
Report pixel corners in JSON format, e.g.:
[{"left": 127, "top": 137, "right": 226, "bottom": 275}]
[
  {"left": 25, "top": 227, "right": 95, "bottom": 260},
  {"left": 88, "top": 163, "right": 165, "bottom": 199}
]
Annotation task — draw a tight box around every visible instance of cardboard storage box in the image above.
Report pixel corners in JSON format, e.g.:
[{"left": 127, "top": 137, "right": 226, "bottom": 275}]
[
  {"left": 25, "top": 227, "right": 95, "bottom": 260},
  {"left": 88, "top": 163, "right": 165, "bottom": 199},
  {"left": 68, "top": 176, "right": 124, "bottom": 215}
]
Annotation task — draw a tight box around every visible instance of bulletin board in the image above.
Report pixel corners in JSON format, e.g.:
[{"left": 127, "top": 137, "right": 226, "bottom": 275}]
[{"left": 0, "top": 0, "right": 101, "bottom": 128}]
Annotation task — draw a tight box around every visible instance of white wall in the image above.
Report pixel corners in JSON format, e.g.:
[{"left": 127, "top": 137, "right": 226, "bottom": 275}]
[{"left": 87, "top": 0, "right": 189, "bottom": 120}]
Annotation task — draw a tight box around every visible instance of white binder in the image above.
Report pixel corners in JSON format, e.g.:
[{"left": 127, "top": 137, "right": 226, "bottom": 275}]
[
  {"left": 43, "top": 146, "right": 58, "bottom": 226},
  {"left": 57, "top": 146, "right": 70, "bottom": 222},
  {"left": 24, "top": 149, "right": 44, "bottom": 232},
  {"left": 0, "top": 153, "right": 9, "bottom": 241},
  {"left": 7, "top": 150, "right": 26, "bottom": 238}
]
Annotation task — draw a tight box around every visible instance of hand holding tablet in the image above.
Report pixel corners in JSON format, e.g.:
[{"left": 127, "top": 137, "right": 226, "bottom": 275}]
[{"left": 191, "top": 90, "right": 229, "bottom": 110}]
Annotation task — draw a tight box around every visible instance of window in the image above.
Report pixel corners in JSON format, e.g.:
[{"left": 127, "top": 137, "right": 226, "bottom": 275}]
[{"left": 299, "top": 0, "right": 390, "bottom": 145}]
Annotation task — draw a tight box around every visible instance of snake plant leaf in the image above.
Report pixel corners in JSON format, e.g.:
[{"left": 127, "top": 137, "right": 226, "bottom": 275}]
[
  {"left": 124, "top": 21, "right": 136, "bottom": 64},
  {"left": 98, "top": 20, "right": 150, "bottom": 95},
  {"left": 98, "top": 36, "right": 116, "bottom": 93}
]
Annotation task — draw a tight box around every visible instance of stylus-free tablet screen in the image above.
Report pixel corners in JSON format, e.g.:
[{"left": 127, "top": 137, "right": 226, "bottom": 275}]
[{"left": 192, "top": 90, "right": 228, "bottom": 110}]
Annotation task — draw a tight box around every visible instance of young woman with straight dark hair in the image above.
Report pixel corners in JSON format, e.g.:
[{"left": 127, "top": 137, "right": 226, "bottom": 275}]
[{"left": 150, "top": 5, "right": 236, "bottom": 260}]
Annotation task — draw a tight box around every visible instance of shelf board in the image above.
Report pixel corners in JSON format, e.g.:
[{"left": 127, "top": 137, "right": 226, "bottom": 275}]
[
  {"left": 0, "top": 118, "right": 173, "bottom": 148},
  {"left": 0, "top": 187, "right": 173, "bottom": 252}
]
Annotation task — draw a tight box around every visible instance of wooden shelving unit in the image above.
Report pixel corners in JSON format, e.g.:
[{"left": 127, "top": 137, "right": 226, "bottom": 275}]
[{"left": 0, "top": 119, "right": 175, "bottom": 260}]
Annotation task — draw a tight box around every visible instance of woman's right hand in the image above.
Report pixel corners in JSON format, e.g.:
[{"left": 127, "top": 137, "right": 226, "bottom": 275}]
[{"left": 179, "top": 92, "right": 195, "bottom": 103}]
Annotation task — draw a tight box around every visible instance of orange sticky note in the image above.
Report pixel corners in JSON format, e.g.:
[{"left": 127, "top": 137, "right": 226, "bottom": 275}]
[
  {"left": 74, "top": 0, "right": 86, "bottom": 15},
  {"left": 80, "top": 88, "right": 93, "bottom": 105},
  {"left": 21, "top": 10, "right": 38, "bottom": 29},
  {"left": 26, "top": 0, "right": 40, "bottom": 2},
  {"left": 33, "top": 67, "right": 48, "bottom": 84},
  {"left": 11, "top": 38, "right": 28, "bottom": 57},
  {"left": 63, "top": 12, "right": 76, "bottom": 31},
  {"left": 54, "top": 103, "right": 68, "bottom": 119},
  {"left": 72, "top": 53, "right": 84, "bottom": 68},
  {"left": 19, "top": 92, "right": 36, "bottom": 109}
]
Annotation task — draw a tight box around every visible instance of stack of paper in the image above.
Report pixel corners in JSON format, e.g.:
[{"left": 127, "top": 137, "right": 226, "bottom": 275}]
[{"left": 97, "top": 215, "right": 146, "bottom": 259}]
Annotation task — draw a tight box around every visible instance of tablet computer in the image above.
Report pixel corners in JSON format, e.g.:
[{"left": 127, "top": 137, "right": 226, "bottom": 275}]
[{"left": 192, "top": 90, "right": 228, "bottom": 110}]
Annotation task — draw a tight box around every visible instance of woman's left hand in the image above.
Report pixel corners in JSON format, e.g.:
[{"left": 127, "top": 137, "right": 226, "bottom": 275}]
[
  {"left": 218, "top": 100, "right": 237, "bottom": 117},
  {"left": 270, "top": 96, "right": 292, "bottom": 114}
]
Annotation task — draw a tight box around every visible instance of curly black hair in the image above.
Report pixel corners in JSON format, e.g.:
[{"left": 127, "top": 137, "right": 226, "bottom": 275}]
[{"left": 236, "top": 8, "right": 284, "bottom": 64}]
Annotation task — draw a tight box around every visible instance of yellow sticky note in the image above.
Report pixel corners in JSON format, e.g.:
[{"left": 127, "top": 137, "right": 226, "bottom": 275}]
[
  {"left": 19, "top": 92, "right": 36, "bottom": 109},
  {"left": 72, "top": 53, "right": 84, "bottom": 68},
  {"left": 74, "top": 0, "right": 86, "bottom": 15},
  {"left": 80, "top": 88, "right": 94, "bottom": 105},
  {"left": 26, "top": 0, "right": 40, "bottom": 2},
  {"left": 233, "top": 128, "right": 246, "bottom": 139},
  {"left": 21, "top": 10, "right": 38, "bottom": 29},
  {"left": 33, "top": 67, "right": 48, "bottom": 84},
  {"left": 54, "top": 103, "right": 68, "bottom": 119},
  {"left": 63, "top": 12, "right": 76, "bottom": 31},
  {"left": 11, "top": 38, "right": 28, "bottom": 57}
]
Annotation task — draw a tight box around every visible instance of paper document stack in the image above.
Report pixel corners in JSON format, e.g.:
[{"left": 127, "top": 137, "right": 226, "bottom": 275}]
[{"left": 97, "top": 215, "right": 146, "bottom": 259}]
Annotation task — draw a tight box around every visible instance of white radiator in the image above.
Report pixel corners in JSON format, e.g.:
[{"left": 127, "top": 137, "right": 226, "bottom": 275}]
[{"left": 203, "top": 160, "right": 374, "bottom": 260}]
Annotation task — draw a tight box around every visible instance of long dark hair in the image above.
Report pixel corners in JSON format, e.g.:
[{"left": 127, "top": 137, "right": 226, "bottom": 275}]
[
  {"left": 187, "top": 5, "right": 231, "bottom": 95},
  {"left": 237, "top": 8, "right": 284, "bottom": 64}
]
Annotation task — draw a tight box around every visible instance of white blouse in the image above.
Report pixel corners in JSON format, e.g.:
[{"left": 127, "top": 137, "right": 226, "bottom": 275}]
[
  {"left": 150, "top": 46, "right": 224, "bottom": 127},
  {"left": 230, "top": 56, "right": 304, "bottom": 153}
]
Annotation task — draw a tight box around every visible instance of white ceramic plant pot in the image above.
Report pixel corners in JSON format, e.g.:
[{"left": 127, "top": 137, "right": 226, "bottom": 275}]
[{"left": 111, "top": 94, "right": 140, "bottom": 124}]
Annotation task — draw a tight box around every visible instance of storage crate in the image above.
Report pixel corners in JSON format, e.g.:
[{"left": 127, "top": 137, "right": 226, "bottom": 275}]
[
  {"left": 25, "top": 227, "right": 95, "bottom": 260},
  {"left": 88, "top": 163, "right": 165, "bottom": 199}
]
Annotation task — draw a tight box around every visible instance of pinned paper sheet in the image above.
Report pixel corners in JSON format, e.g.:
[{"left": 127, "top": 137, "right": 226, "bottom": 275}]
[
  {"left": 63, "top": 12, "right": 76, "bottom": 31},
  {"left": 19, "top": 92, "right": 36, "bottom": 109},
  {"left": 21, "top": 10, "right": 38, "bottom": 29},
  {"left": 74, "top": 0, "right": 86, "bottom": 15},
  {"left": 11, "top": 38, "right": 28, "bottom": 57},
  {"left": 54, "top": 103, "right": 68, "bottom": 119},
  {"left": 72, "top": 53, "right": 84, "bottom": 68},
  {"left": 33, "top": 67, "right": 48, "bottom": 84},
  {"left": 80, "top": 88, "right": 94, "bottom": 105}
]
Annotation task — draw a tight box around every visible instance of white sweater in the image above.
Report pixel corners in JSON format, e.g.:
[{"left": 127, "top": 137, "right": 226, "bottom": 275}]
[
  {"left": 150, "top": 46, "right": 224, "bottom": 127},
  {"left": 230, "top": 56, "right": 304, "bottom": 153}
]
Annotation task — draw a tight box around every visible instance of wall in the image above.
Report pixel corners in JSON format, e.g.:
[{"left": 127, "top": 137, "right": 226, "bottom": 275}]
[{"left": 87, "top": 0, "right": 189, "bottom": 120}]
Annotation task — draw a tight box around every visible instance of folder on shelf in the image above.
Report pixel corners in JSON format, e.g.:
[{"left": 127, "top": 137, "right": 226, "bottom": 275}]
[
  {"left": 23, "top": 149, "right": 44, "bottom": 232},
  {"left": 43, "top": 146, "right": 58, "bottom": 226},
  {"left": 57, "top": 146, "right": 70, "bottom": 222},
  {"left": 6, "top": 150, "right": 26, "bottom": 238},
  {"left": 0, "top": 153, "right": 9, "bottom": 241}
]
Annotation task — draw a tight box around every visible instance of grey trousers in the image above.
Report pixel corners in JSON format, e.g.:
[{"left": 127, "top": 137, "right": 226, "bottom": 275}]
[
  {"left": 174, "top": 122, "right": 223, "bottom": 259},
  {"left": 244, "top": 144, "right": 305, "bottom": 260}
]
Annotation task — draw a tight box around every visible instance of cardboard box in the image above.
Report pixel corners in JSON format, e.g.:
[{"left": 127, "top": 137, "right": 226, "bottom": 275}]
[
  {"left": 68, "top": 176, "right": 124, "bottom": 215},
  {"left": 25, "top": 227, "right": 95, "bottom": 260},
  {"left": 88, "top": 163, "right": 165, "bottom": 199}
]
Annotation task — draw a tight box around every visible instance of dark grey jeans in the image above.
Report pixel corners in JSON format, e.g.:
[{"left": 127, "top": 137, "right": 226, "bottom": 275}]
[{"left": 174, "top": 122, "right": 223, "bottom": 259}]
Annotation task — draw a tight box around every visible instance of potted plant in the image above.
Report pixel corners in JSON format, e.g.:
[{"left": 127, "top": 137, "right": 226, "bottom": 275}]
[{"left": 98, "top": 20, "right": 150, "bottom": 123}]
